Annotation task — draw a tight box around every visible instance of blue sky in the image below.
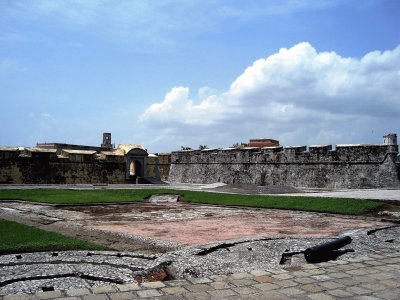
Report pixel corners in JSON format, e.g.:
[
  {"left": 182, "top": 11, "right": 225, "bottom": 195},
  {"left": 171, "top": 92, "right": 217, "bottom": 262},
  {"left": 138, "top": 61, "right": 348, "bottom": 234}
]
[{"left": 1, "top": 0, "right": 399, "bottom": 152}]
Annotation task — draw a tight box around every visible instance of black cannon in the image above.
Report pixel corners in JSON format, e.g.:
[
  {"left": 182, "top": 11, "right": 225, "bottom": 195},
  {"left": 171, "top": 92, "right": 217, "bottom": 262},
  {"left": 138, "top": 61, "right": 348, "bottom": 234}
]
[{"left": 304, "top": 236, "right": 353, "bottom": 263}]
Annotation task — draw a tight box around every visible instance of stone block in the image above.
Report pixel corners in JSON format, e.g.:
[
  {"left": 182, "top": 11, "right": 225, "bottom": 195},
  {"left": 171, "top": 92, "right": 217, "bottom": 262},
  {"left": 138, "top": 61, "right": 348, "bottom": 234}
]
[
  {"left": 35, "top": 290, "right": 63, "bottom": 299},
  {"left": 83, "top": 294, "right": 109, "bottom": 300},
  {"left": 136, "top": 289, "right": 163, "bottom": 298},
  {"left": 253, "top": 275, "right": 273, "bottom": 283},
  {"left": 229, "top": 278, "right": 258, "bottom": 287},
  {"left": 187, "top": 277, "right": 212, "bottom": 284},
  {"left": 210, "top": 281, "right": 235, "bottom": 290},
  {"left": 232, "top": 286, "right": 258, "bottom": 295},
  {"left": 141, "top": 281, "right": 166, "bottom": 289},
  {"left": 161, "top": 287, "right": 188, "bottom": 295},
  {"left": 207, "top": 288, "right": 238, "bottom": 298},
  {"left": 66, "top": 288, "right": 91, "bottom": 296},
  {"left": 116, "top": 283, "right": 141, "bottom": 291},
  {"left": 108, "top": 292, "right": 136, "bottom": 300},
  {"left": 91, "top": 285, "right": 118, "bottom": 294},
  {"left": 279, "top": 287, "right": 306, "bottom": 296},
  {"left": 252, "top": 282, "right": 279, "bottom": 291},
  {"left": 184, "top": 284, "right": 212, "bottom": 293}
]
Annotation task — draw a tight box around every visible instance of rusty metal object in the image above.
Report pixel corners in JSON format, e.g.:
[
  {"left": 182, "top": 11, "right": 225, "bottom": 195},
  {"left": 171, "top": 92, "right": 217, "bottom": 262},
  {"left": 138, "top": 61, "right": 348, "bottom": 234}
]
[{"left": 304, "top": 236, "right": 352, "bottom": 263}]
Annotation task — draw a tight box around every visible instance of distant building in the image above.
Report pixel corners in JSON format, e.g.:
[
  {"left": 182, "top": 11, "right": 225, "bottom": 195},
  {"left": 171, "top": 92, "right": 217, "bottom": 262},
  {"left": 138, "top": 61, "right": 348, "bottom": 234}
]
[
  {"left": 101, "top": 132, "right": 113, "bottom": 148},
  {"left": 37, "top": 133, "right": 114, "bottom": 154},
  {"left": 383, "top": 133, "right": 397, "bottom": 145},
  {"left": 247, "top": 138, "right": 279, "bottom": 148}
]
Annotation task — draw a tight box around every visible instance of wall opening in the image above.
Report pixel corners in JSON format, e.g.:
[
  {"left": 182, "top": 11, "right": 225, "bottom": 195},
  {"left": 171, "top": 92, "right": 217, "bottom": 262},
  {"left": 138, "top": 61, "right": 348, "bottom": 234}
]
[{"left": 129, "top": 160, "right": 143, "bottom": 177}]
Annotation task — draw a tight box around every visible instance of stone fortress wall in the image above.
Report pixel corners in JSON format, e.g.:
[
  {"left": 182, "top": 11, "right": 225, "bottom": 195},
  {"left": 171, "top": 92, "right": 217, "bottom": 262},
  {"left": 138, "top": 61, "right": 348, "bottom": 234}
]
[
  {"left": 0, "top": 136, "right": 171, "bottom": 185},
  {"left": 169, "top": 139, "right": 400, "bottom": 189},
  {"left": 0, "top": 147, "right": 126, "bottom": 184},
  {"left": 0, "top": 147, "right": 172, "bottom": 185},
  {"left": 1, "top": 133, "right": 399, "bottom": 188},
  {"left": 146, "top": 153, "right": 171, "bottom": 182}
]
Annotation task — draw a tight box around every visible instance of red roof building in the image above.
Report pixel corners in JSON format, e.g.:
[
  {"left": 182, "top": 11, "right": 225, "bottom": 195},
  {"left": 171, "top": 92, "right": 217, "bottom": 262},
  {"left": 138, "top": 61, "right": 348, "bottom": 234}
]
[{"left": 247, "top": 138, "right": 279, "bottom": 148}]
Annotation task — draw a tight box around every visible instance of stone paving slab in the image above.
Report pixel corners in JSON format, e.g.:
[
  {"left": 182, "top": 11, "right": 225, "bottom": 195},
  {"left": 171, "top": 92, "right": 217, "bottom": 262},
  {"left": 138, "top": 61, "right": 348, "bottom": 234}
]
[{"left": 1, "top": 251, "right": 399, "bottom": 299}]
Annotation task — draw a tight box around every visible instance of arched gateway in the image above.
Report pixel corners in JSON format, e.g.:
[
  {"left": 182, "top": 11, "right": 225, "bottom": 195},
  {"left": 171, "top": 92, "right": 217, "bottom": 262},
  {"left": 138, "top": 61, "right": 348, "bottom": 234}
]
[{"left": 117, "top": 144, "right": 148, "bottom": 181}]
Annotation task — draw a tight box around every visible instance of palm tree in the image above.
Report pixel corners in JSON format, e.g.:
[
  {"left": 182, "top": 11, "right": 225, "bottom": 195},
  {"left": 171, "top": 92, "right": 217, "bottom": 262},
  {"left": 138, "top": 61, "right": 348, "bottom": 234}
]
[{"left": 181, "top": 146, "right": 193, "bottom": 150}]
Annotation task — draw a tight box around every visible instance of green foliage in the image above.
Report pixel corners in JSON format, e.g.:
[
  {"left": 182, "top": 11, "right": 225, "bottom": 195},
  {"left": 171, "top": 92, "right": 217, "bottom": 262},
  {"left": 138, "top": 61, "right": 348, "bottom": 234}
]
[
  {"left": 0, "top": 220, "right": 105, "bottom": 254},
  {"left": 199, "top": 145, "right": 208, "bottom": 150},
  {"left": 232, "top": 142, "right": 247, "bottom": 148},
  {"left": 0, "top": 188, "right": 382, "bottom": 215},
  {"left": 180, "top": 146, "right": 193, "bottom": 150}
]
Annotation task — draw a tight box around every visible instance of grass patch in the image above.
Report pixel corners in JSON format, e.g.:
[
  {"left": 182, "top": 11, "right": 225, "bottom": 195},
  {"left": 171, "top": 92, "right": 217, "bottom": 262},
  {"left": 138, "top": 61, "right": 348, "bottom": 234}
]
[
  {"left": 0, "top": 188, "right": 383, "bottom": 215},
  {"left": 179, "top": 191, "right": 382, "bottom": 215},
  {"left": 0, "top": 219, "right": 105, "bottom": 254},
  {"left": 0, "top": 189, "right": 162, "bottom": 204}
]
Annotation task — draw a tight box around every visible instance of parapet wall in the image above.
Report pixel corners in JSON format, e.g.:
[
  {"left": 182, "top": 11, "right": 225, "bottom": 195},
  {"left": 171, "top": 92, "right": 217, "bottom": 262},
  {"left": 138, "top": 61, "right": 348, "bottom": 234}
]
[
  {"left": 0, "top": 149, "right": 126, "bottom": 184},
  {"left": 169, "top": 144, "right": 400, "bottom": 188}
]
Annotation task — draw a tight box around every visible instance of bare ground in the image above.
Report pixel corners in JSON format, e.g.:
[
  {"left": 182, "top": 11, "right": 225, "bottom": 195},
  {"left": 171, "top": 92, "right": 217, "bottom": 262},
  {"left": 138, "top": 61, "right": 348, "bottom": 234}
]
[{"left": 1, "top": 198, "right": 398, "bottom": 254}]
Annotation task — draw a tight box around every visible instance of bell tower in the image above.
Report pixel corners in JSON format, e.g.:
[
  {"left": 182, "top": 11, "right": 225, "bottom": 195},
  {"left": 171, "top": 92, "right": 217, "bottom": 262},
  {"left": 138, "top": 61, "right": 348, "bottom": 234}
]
[
  {"left": 383, "top": 133, "right": 397, "bottom": 145},
  {"left": 101, "top": 132, "right": 112, "bottom": 149}
]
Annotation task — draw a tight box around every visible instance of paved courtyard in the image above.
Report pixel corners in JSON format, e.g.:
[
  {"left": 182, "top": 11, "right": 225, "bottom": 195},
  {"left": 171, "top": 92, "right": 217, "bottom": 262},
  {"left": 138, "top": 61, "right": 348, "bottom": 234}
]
[
  {"left": 0, "top": 184, "right": 399, "bottom": 298},
  {"left": 1, "top": 251, "right": 399, "bottom": 299}
]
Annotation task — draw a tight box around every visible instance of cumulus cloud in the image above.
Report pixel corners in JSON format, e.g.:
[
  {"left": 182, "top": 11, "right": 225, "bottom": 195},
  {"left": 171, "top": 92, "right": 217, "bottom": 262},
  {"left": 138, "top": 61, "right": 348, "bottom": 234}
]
[
  {"left": 139, "top": 86, "right": 240, "bottom": 126},
  {"left": 139, "top": 42, "right": 400, "bottom": 150}
]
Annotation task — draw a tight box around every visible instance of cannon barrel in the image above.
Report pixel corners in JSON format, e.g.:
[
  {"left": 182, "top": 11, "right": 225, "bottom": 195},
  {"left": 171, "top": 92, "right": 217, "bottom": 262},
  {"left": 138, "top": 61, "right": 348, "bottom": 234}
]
[{"left": 304, "top": 236, "right": 352, "bottom": 263}]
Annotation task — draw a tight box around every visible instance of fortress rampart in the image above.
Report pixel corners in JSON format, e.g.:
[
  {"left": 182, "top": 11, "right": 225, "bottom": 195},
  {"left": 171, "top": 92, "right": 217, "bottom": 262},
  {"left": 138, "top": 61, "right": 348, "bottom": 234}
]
[
  {"left": 0, "top": 145, "right": 171, "bottom": 184},
  {"left": 2, "top": 133, "right": 399, "bottom": 188},
  {"left": 146, "top": 153, "right": 171, "bottom": 182},
  {"left": 0, "top": 147, "right": 126, "bottom": 184},
  {"left": 169, "top": 144, "right": 400, "bottom": 188}
]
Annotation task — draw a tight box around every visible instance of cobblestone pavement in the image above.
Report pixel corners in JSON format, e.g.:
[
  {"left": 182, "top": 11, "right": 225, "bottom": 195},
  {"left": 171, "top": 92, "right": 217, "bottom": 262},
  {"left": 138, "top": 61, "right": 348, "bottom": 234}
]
[
  {"left": 1, "top": 184, "right": 399, "bottom": 299},
  {"left": 0, "top": 250, "right": 399, "bottom": 299}
]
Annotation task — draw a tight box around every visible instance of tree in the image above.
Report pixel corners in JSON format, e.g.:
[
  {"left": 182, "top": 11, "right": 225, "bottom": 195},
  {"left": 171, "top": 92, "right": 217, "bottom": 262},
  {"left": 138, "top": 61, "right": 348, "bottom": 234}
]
[
  {"left": 199, "top": 145, "right": 208, "bottom": 150},
  {"left": 232, "top": 142, "right": 247, "bottom": 149},
  {"left": 181, "top": 146, "right": 193, "bottom": 150}
]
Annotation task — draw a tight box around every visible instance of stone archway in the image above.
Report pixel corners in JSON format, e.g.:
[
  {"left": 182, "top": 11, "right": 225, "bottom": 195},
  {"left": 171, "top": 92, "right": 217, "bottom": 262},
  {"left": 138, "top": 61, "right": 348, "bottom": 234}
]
[
  {"left": 116, "top": 144, "right": 149, "bottom": 182},
  {"left": 117, "top": 145, "right": 148, "bottom": 182},
  {"left": 129, "top": 160, "right": 143, "bottom": 177}
]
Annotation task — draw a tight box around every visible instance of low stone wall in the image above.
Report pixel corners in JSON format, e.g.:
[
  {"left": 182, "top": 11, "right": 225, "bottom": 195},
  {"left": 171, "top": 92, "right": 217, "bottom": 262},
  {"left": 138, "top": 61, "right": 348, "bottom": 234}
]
[
  {"left": 169, "top": 145, "right": 400, "bottom": 188},
  {"left": 0, "top": 153, "right": 125, "bottom": 184}
]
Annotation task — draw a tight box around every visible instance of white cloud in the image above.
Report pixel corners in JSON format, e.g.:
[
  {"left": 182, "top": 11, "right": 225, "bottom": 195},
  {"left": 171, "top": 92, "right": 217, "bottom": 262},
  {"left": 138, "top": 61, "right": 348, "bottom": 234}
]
[
  {"left": 139, "top": 86, "right": 237, "bottom": 126},
  {"left": 139, "top": 42, "right": 400, "bottom": 150}
]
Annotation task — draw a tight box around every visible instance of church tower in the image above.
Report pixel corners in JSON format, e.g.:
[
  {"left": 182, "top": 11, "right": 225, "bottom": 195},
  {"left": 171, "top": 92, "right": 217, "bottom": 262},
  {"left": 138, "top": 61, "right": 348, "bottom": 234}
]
[{"left": 101, "top": 132, "right": 112, "bottom": 149}]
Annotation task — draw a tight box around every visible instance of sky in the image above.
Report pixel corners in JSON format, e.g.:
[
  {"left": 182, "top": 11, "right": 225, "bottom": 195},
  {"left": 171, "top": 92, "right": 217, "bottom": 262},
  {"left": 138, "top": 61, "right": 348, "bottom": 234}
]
[{"left": 0, "top": 0, "right": 399, "bottom": 152}]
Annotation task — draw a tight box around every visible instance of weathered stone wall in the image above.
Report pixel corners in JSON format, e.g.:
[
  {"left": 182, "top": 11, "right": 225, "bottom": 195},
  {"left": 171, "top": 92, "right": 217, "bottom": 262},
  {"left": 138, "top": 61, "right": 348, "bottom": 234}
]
[
  {"left": 2, "top": 144, "right": 399, "bottom": 188},
  {"left": 169, "top": 145, "right": 400, "bottom": 188},
  {"left": 147, "top": 154, "right": 171, "bottom": 182},
  {"left": 0, "top": 151, "right": 126, "bottom": 184}
]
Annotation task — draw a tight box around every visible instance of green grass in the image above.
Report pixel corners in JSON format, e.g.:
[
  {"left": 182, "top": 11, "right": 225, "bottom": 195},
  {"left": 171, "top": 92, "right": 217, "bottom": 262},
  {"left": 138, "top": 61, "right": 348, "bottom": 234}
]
[
  {"left": 0, "top": 188, "right": 160, "bottom": 204},
  {"left": 0, "top": 188, "right": 383, "bottom": 215},
  {"left": 0, "top": 219, "right": 105, "bottom": 254},
  {"left": 180, "top": 191, "right": 382, "bottom": 215},
  {"left": 0, "top": 189, "right": 382, "bottom": 215}
]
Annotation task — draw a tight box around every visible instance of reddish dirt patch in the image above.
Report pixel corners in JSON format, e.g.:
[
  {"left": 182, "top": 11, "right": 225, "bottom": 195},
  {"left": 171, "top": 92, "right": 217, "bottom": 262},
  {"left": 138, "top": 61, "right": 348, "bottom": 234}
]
[{"left": 74, "top": 203, "right": 385, "bottom": 245}]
